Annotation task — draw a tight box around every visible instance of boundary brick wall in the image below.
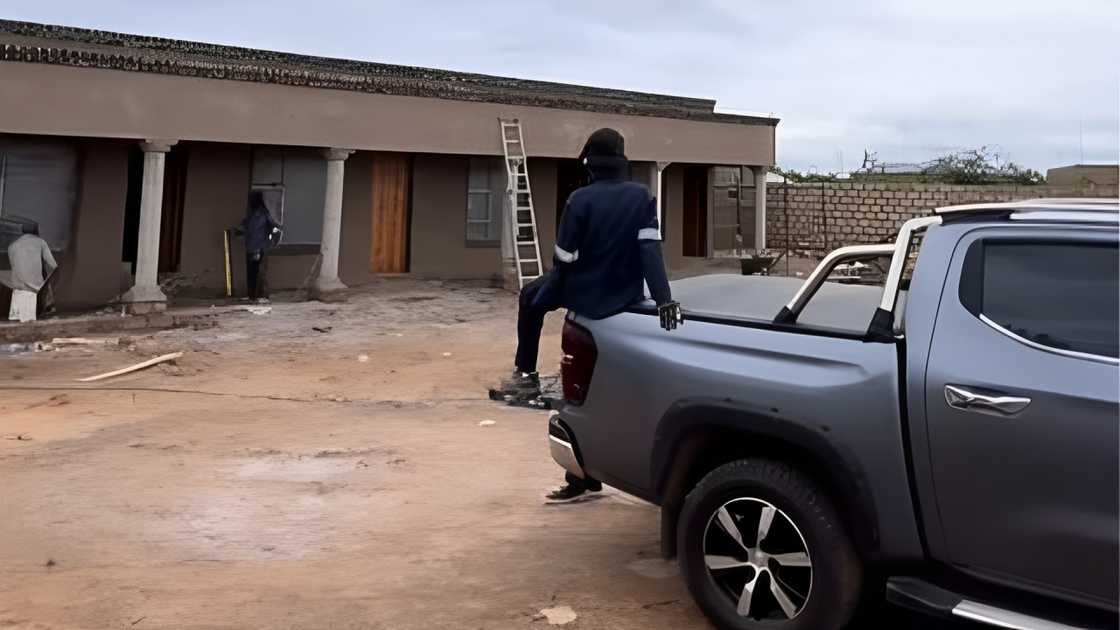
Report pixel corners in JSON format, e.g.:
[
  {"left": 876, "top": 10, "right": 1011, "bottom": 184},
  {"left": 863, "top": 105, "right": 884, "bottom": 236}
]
[{"left": 766, "top": 182, "right": 1118, "bottom": 254}]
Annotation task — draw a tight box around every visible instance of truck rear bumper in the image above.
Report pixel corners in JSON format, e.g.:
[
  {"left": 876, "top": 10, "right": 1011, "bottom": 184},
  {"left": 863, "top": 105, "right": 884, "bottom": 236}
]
[{"left": 548, "top": 413, "right": 585, "bottom": 479}]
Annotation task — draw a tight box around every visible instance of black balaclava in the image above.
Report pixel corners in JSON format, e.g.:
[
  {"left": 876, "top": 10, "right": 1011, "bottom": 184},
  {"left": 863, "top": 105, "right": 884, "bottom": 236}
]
[
  {"left": 579, "top": 128, "right": 629, "bottom": 182},
  {"left": 248, "top": 190, "right": 267, "bottom": 216}
]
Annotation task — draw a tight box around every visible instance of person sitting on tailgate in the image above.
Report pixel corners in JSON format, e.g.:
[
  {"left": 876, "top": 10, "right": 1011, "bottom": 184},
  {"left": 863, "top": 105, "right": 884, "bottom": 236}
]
[{"left": 496, "top": 128, "right": 683, "bottom": 500}]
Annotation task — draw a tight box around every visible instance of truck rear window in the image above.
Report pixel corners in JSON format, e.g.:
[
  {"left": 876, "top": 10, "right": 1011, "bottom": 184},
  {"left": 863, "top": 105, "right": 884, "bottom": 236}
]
[{"left": 960, "top": 240, "right": 1119, "bottom": 359}]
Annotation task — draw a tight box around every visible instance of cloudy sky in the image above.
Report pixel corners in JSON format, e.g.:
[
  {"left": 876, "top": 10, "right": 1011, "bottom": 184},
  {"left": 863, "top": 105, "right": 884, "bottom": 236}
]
[{"left": 7, "top": 0, "right": 1118, "bottom": 172}]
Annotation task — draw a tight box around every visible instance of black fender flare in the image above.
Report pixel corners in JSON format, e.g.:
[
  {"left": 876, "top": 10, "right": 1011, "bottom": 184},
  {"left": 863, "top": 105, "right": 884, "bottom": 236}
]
[{"left": 651, "top": 397, "right": 881, "bottom": 555}]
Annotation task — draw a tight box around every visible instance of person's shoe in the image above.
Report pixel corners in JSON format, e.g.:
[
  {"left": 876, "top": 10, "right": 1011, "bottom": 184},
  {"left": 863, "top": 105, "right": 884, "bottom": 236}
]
[
  {"left": 498, "top": 370, "right": 541, "bottom": 397},
  {"left": 547, "top": 483, "right": 588, "bottom": 501},
  {"left": 546, "top": 477, "right": 602, "bottom": 501}
]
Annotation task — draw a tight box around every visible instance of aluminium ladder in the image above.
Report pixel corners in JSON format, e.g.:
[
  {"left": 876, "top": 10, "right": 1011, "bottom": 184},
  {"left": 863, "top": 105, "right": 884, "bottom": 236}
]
[{"left": 498, "top": 119, "right": 544, "bottom": 288}]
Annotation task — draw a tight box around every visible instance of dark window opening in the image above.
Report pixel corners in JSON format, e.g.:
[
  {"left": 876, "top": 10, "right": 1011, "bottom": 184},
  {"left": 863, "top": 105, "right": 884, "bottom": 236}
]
[
  {"left": 555, "top": 159, "right": 584, "bottom": 229},
  {"left": 681, "top": 165, "right": 709, "bottom": 257}
]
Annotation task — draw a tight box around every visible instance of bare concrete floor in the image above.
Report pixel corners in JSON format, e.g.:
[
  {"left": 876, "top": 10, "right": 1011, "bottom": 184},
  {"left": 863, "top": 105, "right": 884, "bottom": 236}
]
[{"left": 1, "top": 280, "right": 942, "bottom": 629}]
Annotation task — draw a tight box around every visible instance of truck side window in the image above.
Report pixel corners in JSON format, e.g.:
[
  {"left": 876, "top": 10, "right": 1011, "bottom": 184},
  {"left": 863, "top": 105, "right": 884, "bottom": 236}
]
[{"left": 959, "top": 240, "right": 1119, "bottom": 359}]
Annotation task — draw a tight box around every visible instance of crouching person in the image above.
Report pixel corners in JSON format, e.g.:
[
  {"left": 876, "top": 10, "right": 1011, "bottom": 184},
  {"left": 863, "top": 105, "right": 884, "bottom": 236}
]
[{"left": 3, "top": 223, "right": 56, "bottom": 323}]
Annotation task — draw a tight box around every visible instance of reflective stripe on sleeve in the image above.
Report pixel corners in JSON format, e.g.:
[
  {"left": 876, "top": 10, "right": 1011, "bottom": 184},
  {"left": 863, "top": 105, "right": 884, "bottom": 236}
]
[
  {"left": 554, "top": 245, "right": 579, "bottom": 263},
  {"left": 638, "top": 227, "right": 661, "bottom": 241}
]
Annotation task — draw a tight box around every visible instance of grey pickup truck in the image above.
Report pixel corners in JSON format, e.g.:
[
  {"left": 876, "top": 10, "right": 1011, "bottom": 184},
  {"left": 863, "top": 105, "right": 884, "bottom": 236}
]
[{"left": 548, "top": 198, "right": 1118, "bottom": 630}]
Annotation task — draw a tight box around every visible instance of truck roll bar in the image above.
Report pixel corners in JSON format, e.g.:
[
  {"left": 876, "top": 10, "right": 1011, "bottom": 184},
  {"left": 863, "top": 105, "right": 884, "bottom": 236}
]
[
  {"left": 773, "top": 244, "right": 895, "bottom": 325},
  {"left": 773, "top": 215, "right": 943, "bottom": 340}
]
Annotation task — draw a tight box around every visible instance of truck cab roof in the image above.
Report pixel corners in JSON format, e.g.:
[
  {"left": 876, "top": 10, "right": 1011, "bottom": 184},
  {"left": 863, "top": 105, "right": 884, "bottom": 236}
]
[{"left": 936, "top": 197, "right": 1118, "bottom": 225}]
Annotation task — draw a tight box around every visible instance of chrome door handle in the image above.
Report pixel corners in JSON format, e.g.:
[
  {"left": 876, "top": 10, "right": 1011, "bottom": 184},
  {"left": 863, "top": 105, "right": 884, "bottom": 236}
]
[{"left": 944, "top": 385, "right": 1031, "bottom": 416}]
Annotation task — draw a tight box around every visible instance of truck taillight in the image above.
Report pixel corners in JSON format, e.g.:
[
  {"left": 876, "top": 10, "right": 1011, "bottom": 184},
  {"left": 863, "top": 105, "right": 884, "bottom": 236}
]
[{"left": 561, "top": 320, "right": 597, "bottom": 405}]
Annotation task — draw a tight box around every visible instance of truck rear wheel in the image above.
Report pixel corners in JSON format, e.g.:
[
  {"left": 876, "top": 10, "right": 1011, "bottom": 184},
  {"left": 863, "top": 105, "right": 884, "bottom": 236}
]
[{"left": 677, "top": 458, "right": 862, "bottom": 630}]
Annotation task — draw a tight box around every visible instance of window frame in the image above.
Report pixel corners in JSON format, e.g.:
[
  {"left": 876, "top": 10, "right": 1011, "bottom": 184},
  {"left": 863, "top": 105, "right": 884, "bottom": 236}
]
[
  {"left": 466, "top": 189, "right": 496, "bottom": 246},
  {"left": 249, "top": 147, "right": 325, "bottom": 248},
  {"left": 957, "top": 232, "right": 1119, "bottom": 365},
  {"left": 465, "top": 157, "right": 505, "bottom": 248},
  {"left": 710, "top": 165, "right": 757, "bottom": 256},
  {"left": 0, "top": 138, "right": 79, "bottom": 251}
]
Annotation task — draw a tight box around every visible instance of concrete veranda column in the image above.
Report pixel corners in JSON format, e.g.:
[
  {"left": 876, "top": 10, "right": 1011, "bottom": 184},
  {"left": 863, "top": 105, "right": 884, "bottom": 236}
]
[
  {"left": 122, "top": 139, "right": 177, "bottom": 314},
  {"left": 752, "top": 166, "right": 769, "bottom": 250},
  {"left": 311, "top": 148, "right": 354, "bottom": 301}
]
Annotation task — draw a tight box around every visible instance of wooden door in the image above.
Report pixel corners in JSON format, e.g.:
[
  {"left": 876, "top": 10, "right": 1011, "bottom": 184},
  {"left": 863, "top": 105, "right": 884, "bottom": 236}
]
[{"left": 370, "top": 153, "right": 410, "bottom": 273}]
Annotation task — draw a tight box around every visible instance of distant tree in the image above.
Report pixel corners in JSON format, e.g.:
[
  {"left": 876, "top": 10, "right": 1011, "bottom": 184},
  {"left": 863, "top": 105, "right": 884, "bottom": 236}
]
[
  {"left": 782, "top": 147, "right": 1045, "bottom": 185},
  {"left": 860, "top": 149, "right": 882, "bottom": 173},
  {"left": 851, "top": 146, "right": 1045, "bottom": 185},
  {"left": 923, "top": 146, "right": 1045, "bottom": 185}
]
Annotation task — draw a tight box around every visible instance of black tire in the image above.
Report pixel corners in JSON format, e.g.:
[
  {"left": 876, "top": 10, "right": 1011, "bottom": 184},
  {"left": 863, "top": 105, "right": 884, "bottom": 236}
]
[{"left": 677, "top": 458, "right": 863, "bottom": 630}]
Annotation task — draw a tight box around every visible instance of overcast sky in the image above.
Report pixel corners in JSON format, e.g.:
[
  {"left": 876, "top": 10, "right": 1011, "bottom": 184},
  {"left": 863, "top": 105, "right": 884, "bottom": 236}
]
[{"left": 6, "top": 0, "right": 1118, "bottom": 173}]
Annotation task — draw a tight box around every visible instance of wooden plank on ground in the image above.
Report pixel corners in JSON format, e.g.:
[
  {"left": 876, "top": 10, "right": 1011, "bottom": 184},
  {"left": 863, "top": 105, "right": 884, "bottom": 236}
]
[{"left": 77, "top": 352, "right": 184, "bottom": 382}]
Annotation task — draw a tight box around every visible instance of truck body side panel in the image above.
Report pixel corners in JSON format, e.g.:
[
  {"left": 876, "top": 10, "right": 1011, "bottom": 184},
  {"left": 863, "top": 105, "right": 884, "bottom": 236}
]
[{"left": 560, "top": 312, "right": 925, "bottom": 560}]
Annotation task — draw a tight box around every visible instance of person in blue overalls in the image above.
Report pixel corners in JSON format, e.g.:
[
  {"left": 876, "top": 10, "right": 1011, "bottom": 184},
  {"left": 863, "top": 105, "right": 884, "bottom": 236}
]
[{"left": 497, "top": 128, "right": 684, "bottom": 499}]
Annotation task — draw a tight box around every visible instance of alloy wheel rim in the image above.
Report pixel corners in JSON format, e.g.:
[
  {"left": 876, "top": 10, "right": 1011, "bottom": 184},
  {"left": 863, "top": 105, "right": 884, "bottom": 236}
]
[{"left": 702, "top": 497, "right": 813, "bottom": 621}]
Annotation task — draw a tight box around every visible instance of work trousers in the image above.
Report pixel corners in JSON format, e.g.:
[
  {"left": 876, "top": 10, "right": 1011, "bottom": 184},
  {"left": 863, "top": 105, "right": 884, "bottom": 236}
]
[
  {"left": 246, "top": 251, "right": 266, "bottom": 300},
  {"left": 514, "top": 274, "right": 561, "bottom": 374}
]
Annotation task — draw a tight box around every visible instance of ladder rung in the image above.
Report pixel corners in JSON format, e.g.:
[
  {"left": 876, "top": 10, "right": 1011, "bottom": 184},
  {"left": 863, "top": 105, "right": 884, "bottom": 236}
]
[{"left": 517, "top": 222, "right": 535, "bottom": 227}]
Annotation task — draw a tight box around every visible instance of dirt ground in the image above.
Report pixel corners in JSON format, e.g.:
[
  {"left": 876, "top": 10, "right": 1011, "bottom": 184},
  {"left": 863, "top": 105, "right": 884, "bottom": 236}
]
[{"left": 1, "top": 280, "right": 934, "bottom": 630}]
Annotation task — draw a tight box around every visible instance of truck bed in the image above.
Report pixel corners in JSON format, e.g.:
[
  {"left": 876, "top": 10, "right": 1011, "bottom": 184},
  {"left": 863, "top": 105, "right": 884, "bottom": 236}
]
[{"left": 661, "top": 274, "right": 896, "bottom": 336}]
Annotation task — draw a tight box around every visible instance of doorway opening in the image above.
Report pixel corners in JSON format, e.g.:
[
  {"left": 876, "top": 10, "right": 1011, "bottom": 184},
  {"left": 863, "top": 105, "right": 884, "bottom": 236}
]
[
  {"left": 554, "top": 158, "right": 584, "bottom": 229},
  {"left": 681, "top": 165, "right": 709, "bottom": 257},
  {"left": 122, "top": 144, "right": 188, "bottom": 273}
]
